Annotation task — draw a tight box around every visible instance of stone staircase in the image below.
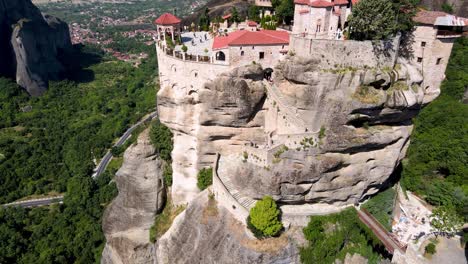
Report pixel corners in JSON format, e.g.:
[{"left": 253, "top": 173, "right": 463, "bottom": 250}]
[
  {"left": 264, "top": 81, "right": 307, "bottom": 130},
  {"left": 217, "top": 156, "right": 257, "bottom": 210}
]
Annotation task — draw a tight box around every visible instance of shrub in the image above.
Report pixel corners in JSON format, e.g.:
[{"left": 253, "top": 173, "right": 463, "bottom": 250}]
[
  {"left": 163, "top": 163, "right": 172, "bottom": 186},
  {"left": 111, "top": 145, "right": 125, "bottom": 156},
  {"left": 319, "top": 126, "right": 326, "bottom": 139},
  {"left": 425, "top": 242, "right": 436, "bottom": 255},
  {"left": 197, "top": 167, "right": 213, "bottom": 190},
  {"left": 149, "top": 120, "right": 173, "bottom": 162},
  {"left": 181, "top": 45, "right": 188, "bottom": 53},
  {"left": 248, "top": 196, "right": 283, "bottom": 237}
]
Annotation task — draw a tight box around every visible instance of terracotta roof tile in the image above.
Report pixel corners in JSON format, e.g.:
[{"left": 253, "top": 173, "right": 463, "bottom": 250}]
[
  {"left": 413, "top": 10, "right": 467, "bottom": 26},
  {"left": 155, "top": 13, "right": 181, "bottom": 25},
  {"left": 294, "top": 0, "right": 349, "bottom": 7},
  {"left": 213, "top": 30, "right": 289, "bottom": 50}
]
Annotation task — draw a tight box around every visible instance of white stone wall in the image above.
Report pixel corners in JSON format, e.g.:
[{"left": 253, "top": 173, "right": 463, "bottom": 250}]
[
  {"left": 293, "top": 3, "right": 344, "bottom": 40},
  {"left": 157, "top": 44, "right": 231, "bottom": 205},
  {"left": 411, "top": 25, "right": 456, "bottom": 103},
  {"left": 290, "top": 34, "right": 400, "bottom": 69},
  {"left": 228, "top": 44, "right": 288, "bottom": 68}
]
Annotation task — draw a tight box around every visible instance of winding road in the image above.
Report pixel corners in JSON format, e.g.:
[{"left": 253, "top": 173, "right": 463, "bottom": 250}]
[
  {"left": 2, "top": 196, "right": 64, "bottom": 208},
  {"left": 92, "top": 110, "right": 158, "bottom": 178},
  {"left": 2, "top": 111, "right": 159, "bottom": 208}
]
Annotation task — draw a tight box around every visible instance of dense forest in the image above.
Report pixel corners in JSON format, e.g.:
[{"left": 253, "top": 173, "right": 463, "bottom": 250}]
[
  {"left": 300, "top": 208, "right": 388, "bottom": 264},
  {"left": 401, "top": 37, "right": 467, "bottom": 221},
  {"left": 0, "top": 44, "right": 157, "bottom": 262}
]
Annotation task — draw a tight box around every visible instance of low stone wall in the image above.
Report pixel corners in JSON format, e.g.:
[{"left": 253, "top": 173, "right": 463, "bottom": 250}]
[
  {"left": 290, "top": 34, "right": 400, "bottom": 69},
  {"left": 212, "top": 154, "right": 250, "bottom": 224}
]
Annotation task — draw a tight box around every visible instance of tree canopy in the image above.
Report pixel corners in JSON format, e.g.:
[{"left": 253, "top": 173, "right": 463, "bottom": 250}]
[
  {"left": 300, "top": 208, "right": 385, "bottom": 264},
  {"left": 347, "top": 0, "right": 417, "bottom": 40},
  {"left": 401, "top": 37, "right": 468, "bottom": 221},
  {"left": 248, "top": 196, "right": 283, "bottom": 237}
]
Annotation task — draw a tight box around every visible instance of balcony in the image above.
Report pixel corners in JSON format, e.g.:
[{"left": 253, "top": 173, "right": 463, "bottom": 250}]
[{"left": 436, "top": 30, "right": 463, "bottom": 38}]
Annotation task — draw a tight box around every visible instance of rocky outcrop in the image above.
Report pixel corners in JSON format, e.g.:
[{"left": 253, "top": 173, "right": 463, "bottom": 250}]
[
  {"left": 158, "top": 50, "right": 435, "bottom": 210},
  {"left": 157, "top": 64, "right": 267, "bottom": 204},
  {"left": 155, "top": 190, "right": 300, "bottom": 264},
  {"left": 223, "top": 56, "right": 428, "bottom": 206},
  {"left": 101, "top": 129, "right": 165, "bottom": 264},
  {"left": 0, "top": 0, "right": 72, "bottom": 96}
]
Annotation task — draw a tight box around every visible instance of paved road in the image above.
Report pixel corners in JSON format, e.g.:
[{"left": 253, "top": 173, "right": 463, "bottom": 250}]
[
  {"left": 3, "top": 196, "right": 64, "bottom": 208},
  {"left": 93, "top": 111, "right": 158, "bottom": 178}
]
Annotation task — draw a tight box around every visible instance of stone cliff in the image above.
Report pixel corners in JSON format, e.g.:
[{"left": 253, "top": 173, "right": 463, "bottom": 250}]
[
  {"left": 157, "top": 41, "right": 435, "bottom": 218},
  {"left": 102, "top": 129, "right": 165, "bottom": 264},
  {"left": 155, "top": 190, "right": 300, "bottom": 264},
  {"left": 0, "top": 0, "right": 72, "bottom": 96}
]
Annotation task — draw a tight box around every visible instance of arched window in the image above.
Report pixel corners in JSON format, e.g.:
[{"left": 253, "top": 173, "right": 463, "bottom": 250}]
[
  {"left": 216, "top": 51, "right": 226, "bottom": 61},
  {"left": 241, "top": 51, "right": 245, "bottom": 56}
]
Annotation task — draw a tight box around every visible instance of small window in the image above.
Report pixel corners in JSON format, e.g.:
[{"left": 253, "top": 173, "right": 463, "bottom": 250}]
[
  {"left": 241, "top": 51, "right": 245, "bottom": 56},
  {"left": 194, "top": 72, "right": 198, "bottom": 77},
  {"left": 252, "top": 46, "right": 255, "bottom": 49},
  {"left": 417, "top": 57, "right": 423, "bottom": 63},
  {"left": 240, "top": 47, "right": 242, "bottom": 50},
  {"left": 259, "top": 52, "right": 265, "bottom": 60},
  {"left": 421, "top": 41, "right": 426, "bottom": 47},
  {"left": 436, "top": 58, "right": 442, "bottom": 65}
]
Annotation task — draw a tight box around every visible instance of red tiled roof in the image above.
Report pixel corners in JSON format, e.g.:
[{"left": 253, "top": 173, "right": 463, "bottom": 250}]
[
  {"left": 213, "top": 30, "right": 289, "bottom": 49},
  {"left": 222, "top": 14, "right": 232, "bottom": 20},
  {"left": 351, "top": 0, "right": 359, "bottom": 4},
  {"left": 413, "top": 10, "right": 467, "bottom": 25},
  {"left": 413, "top": 10, "right": 449, "bottom": 25},
  {"left": 294, "top": 0, "right": 348, "bottom": 7},
  {"left": 155, "top": 13, "right": 181, "bottom": 25},
  {"left": 248, "top": 21, "right": 258, "bottom": 27},
  {"left": 334, "top": 0, "right": 348, "bottom": 4}
]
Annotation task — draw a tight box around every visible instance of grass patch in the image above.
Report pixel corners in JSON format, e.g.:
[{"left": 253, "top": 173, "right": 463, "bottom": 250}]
[
  {"left": 352, "top": 86, "right": 383, "bottom": 104},
  {"left": 149, "top": 196, "right": 186, "bottom": 243}
]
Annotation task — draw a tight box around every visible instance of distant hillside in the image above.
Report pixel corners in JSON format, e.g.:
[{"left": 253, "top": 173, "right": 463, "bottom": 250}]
[
  {"left": 420, "top": 0, "right": 467, "bottom": 16},
  {"left": 182, "top": 0, "right": 252, "bottom": 26}
]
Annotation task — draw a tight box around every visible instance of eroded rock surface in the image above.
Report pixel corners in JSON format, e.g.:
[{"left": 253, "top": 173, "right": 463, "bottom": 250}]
[
  {"left": 155, "top": 191, "right": 299, "bottom": 264},
  {"left": 159, "top": 52, "right": 436, "bottom": 209},
  {"left": 102, "top": 129, "right": 165, "bottom": 264},
  {"left": 0, "top": 0, "right": 72, "bottom": 96}
]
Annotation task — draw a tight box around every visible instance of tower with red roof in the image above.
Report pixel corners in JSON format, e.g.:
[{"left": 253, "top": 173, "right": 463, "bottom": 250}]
[{"left": 154, "top": 13, "right": 182, "bottom": 42}]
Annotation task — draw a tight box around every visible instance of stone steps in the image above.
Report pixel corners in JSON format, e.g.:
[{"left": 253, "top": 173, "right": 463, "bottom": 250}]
[
  {"left": 264, "top": 81, "right": 307, "bottom": 129},
  {"left": 217, "top": 156, "right": 257, "bottom": 211}
]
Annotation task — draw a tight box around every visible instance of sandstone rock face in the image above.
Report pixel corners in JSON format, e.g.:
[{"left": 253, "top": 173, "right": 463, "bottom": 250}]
[
  {"left": 159, "top": 51, "right": 436, "bottom": 210},
  {"left": 157, "top": 64, "right": 267, "bottom": 204},
  {"left": 224, "top": 56, "right": 429, "bottom": 206},
  {"left": 101, "top": 129, "right": 165, "bottom": 264},
  {"left": 155, "top": 191, "right": 299, "bottom": 264},
  {"left": 0, "top": 0, "right": 72, "bottom": 96}
]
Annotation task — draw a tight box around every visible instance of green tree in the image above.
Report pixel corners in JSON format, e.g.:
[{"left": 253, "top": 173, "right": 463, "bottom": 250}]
[
  {"left": 248, "top": 5, "right": 261, "bottom": 23},
  {"left": 199, "top": 8, "right": 211, "bottom": 31},
  {"left": 430, "top": 206, "right": 463, "bottom": 236},
  {"left": 231, "top": 7, "right": 241, "bottom": 23},
  {"left": 425, "top": 242, "right": 436, "bottom": 255},
  {"left": 441, "top": 3, "right": 454, "bottom": 14},
  {"left": 149, "top": 120, "right": 173, "bottom": 162},
  {"left": 347, "top": 0, "right": 416, "bottom": 40},
  {"left": 197, "top": 167, "right": 213, "bottom": 190},
  {"left": 273, "top": 0, "right": 294, "bottom": 24},
  {"left": 248, "top": 196, "right": 283, "bottom": 237}
]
